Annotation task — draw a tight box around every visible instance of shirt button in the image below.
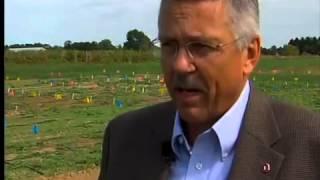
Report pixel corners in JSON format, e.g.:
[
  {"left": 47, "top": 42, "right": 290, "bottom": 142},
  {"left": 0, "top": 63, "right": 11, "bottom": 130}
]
[
  {"left": 195, "top": 162, "right": 203, "bottom": 170},
  {"left": 178, "top": 136, "right": 184, "bottom": 144},
  {"left": 222, "top": 152, "right": 228, "bottom": 159}
]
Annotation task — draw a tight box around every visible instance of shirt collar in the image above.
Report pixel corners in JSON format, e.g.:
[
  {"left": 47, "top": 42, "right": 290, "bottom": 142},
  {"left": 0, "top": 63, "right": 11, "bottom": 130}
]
[
  {"left": 213, "top": 80, "right": 250, "bottom": 160},
  {"left": 171, "top": 112, "right": 192, "bottom": 157},
  {"left": 171, "top": 80, "right": 250, "bottom": 161}
]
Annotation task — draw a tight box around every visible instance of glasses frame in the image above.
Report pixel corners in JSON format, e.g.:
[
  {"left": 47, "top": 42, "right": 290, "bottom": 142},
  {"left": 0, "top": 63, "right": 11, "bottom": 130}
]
[{"left": 152, "top": 36, "right": 244, "bottom": 60}]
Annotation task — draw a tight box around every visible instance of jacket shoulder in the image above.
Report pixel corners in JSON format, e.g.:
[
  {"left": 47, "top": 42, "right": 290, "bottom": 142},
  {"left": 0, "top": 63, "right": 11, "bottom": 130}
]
[
  {"left": 264, "top": 96, "right": 320, "bottom": 178},
  {"left": 271, "top": 99, "right": 320, "bottom": 129},
  {"left": 269, "top": 98, "right": 320, "bottom": 142}
]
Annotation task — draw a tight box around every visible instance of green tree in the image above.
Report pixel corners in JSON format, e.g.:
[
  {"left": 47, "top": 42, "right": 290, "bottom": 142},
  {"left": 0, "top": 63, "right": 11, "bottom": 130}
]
[
  {"left": 317, "top": 37, "right": 320, "bottom": 55},
  {"left": 99, "top": 39, "right": 115, "bottom": 50},
  {"left": 281, "top": 44, "right": 299, "bottom": 56},
  {"left": 123, "top": 29, "right": 152, "bottom": 51},
  {"left": 270, "top": 45, "right": 278, "bottom": 55},
  {"left": 64, "top": 40, "right": 72, "bottom": 49}
]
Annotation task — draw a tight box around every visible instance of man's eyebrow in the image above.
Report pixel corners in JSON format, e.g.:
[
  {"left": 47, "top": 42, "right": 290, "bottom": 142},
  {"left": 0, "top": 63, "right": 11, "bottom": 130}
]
[
  {"left": 158, "top": 35, "right": 175, "bottom": 42},
  {"left": 187, "top": 36, "right": 221, "bottom": 43},
  {"left": 158, "top": 35, "right": 221, "bottom": 44}
]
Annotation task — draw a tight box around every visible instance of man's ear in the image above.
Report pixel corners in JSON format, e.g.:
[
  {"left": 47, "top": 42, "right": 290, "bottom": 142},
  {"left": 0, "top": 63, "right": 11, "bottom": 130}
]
[{"left": 242, "top": 35, "right": 261, "bottom": 76}]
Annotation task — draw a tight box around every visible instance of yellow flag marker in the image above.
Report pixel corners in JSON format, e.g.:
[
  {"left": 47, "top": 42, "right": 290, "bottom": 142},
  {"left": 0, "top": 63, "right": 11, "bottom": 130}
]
[
  {"left": 55, "top": 93, "right": 63, "bottom": 100},
  {"left": 294, "top": 77, "right": 299, "bottom": 81},
  {"left": 17, "top": 77, "right": 20, "bottom": 81},
  {"left": 159, "top": 87, "right": 167, "bottom": 96},
  {"left": 113, "top": 97, "right": 116, "bottom": 105},
  {"left": 85, "top": 96, "right": 93, "bottom": 104},
  {"left": 132, "top": 86, "right": 136, "bottom": 93},
  {"left": 32, "top": 91, "right": 37, "bottom": 97},
  {"left": 272, "top": 77, "right": 275, "bottom": 81}
]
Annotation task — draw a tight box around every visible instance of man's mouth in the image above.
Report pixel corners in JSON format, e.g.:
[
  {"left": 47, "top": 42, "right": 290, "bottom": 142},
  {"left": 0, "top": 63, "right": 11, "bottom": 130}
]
[
  {"left": 174, "top": 87, "right": 204, "bottom": 104},
  {"left": 175, "top": 87, "right": 202, "bottom": 93}
]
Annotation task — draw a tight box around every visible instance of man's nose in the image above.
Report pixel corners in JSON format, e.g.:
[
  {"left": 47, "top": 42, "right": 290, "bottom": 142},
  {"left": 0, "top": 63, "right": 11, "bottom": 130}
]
[{"left": 172, "top": 48, "right": 196, "bottom": 73}]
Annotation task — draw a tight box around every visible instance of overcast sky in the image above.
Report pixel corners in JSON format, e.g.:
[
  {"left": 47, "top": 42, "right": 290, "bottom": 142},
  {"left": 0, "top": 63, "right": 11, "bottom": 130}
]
[{"left": 5, "top": 0, "right": 320, "bottom": 48}]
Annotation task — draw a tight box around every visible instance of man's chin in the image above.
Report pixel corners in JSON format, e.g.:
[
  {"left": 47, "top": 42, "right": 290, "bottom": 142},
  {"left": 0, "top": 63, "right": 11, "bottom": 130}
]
[
  {"left": 176, "top": 105, "right": 207, "bottom": 124},
  {"left": 172, "top": 88, "right": 205, "bottom": 104}
]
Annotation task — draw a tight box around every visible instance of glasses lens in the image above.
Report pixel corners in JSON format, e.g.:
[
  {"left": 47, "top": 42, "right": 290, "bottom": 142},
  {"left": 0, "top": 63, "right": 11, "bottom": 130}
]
[
  {"left": 160, "top": 42, "right": 177, "bottom": 59},
  {"left": 162, "top": 48, "right": 175, "bottom": 58},
  {"left": 151, "top": 39, "right": 161, "bottom": 58},
  {"left": 188, "top": 42, "right": 219, "bottom": 59}
]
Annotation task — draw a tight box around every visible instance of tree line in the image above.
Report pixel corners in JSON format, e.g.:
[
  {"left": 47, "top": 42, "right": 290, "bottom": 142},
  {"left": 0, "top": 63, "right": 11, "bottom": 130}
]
[
  {"left": 5, "top": 29, "right": 320, "bottom": 56},
  {"left": 262, "top": 37, "right": 320, "bottom": 56},
  {"left": 5, "top": 29, "right": 154, "bottom": 51}
]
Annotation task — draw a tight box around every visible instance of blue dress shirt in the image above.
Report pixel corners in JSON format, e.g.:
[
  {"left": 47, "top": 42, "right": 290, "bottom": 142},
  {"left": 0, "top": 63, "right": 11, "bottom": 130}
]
[{"left": 169, "top": 81, "right": 250, "bottom": 180}]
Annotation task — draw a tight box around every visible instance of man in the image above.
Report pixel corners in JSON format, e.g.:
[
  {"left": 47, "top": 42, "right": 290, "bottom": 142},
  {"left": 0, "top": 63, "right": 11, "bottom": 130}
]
[{"left": 98, "top": 0, "right": 320, "bottom": 179}]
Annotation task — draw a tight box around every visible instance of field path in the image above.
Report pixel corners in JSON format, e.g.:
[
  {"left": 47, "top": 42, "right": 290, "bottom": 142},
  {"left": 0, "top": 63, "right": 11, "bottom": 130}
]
[{"left": 37, "top": 167, "right": 100, "bottom": 180}]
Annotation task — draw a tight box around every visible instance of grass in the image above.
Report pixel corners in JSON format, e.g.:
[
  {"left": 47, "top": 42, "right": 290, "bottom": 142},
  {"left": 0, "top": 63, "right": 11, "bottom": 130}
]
[
  {"left": 4, "top": 56, "right": 320, "bottom": 180},
  {"left": 4, "top": 61, "right": 162, "bottom": 80}
]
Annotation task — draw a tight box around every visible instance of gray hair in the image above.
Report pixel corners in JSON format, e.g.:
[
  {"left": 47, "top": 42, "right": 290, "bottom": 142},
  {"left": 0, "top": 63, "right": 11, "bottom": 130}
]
[
  {"left": 226, "top": 0, "right": 260, "bottom": 50},
  {"left": 159, "top": 0, "right": 260, "bottom": 50}
]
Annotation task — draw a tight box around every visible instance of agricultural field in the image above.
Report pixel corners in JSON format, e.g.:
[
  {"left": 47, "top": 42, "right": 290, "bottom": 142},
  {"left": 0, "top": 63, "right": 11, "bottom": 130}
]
[{"left": 4, "top": 56, "right": 320, "bottom": 180}]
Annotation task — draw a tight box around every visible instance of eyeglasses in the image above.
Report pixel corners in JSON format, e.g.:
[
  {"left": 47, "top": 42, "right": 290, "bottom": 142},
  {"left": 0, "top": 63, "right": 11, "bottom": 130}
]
[{"left": 152, "top": 37, "right": 243, "bottom": 60}]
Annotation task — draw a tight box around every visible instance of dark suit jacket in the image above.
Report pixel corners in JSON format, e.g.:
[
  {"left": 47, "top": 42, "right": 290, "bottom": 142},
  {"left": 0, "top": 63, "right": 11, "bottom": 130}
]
[{"left": 98, "top": 87, "right": 320, "bottom": 180}]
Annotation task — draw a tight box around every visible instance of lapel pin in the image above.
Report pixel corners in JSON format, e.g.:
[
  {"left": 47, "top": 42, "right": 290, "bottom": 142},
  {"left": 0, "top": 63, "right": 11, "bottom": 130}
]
[{"left": 262, "top": 162, "right": 271, "bottom": 174}]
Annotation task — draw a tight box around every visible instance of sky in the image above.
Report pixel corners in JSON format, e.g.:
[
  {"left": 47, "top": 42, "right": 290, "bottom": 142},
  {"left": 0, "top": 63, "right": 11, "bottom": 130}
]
[{"left": 5, "top": 0, "right": 320, "bottom": 48}]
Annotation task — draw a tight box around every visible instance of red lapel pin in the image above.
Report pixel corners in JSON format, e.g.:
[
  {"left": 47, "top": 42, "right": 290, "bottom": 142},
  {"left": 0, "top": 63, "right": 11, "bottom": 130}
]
[{"left": 262, "top": 162, "right": 271, "bottom": 174}]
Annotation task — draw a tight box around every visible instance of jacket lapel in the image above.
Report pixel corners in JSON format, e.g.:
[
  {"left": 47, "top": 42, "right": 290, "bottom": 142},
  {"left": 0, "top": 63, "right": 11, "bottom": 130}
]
[
  {"left": 228, "top": 86, "right": 285, "bottom": 180},
  {"left": 145, "top": 101, "right": 176, "bottom": 180},
  {"left": 144, "top": 86, "right": 286, "bottom": 180}
]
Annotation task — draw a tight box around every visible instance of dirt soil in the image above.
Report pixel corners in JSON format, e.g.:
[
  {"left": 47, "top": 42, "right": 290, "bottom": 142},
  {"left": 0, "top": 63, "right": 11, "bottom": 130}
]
[{"left": 37, "top": 167, "right": 100, "bottom": 180}]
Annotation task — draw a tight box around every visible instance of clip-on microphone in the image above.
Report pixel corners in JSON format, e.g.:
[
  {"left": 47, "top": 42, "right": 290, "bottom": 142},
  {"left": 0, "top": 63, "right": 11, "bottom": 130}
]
[{"left": 161, "top": 141, "right": 175, "bottom": 165}]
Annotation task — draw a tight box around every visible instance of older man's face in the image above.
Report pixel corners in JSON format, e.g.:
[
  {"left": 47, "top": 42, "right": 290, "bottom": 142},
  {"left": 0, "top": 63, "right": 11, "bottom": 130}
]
[{"left": 158, "top": 0, "right": 255, "bottom": 127}]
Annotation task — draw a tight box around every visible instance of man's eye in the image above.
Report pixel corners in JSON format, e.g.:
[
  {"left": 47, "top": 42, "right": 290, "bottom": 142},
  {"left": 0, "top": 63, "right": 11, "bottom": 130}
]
[
  {"left": 160, "top": 42, "right": 176, "bottom": 55},
  {"left": 161, "top": 42, "right": 175, "bottom": 48},
  {"left": 190, "top": 43, "right": 214, "bottom": 50},
  {"left": 189, "top": 43, "right": 218, "bottom": 57}
]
